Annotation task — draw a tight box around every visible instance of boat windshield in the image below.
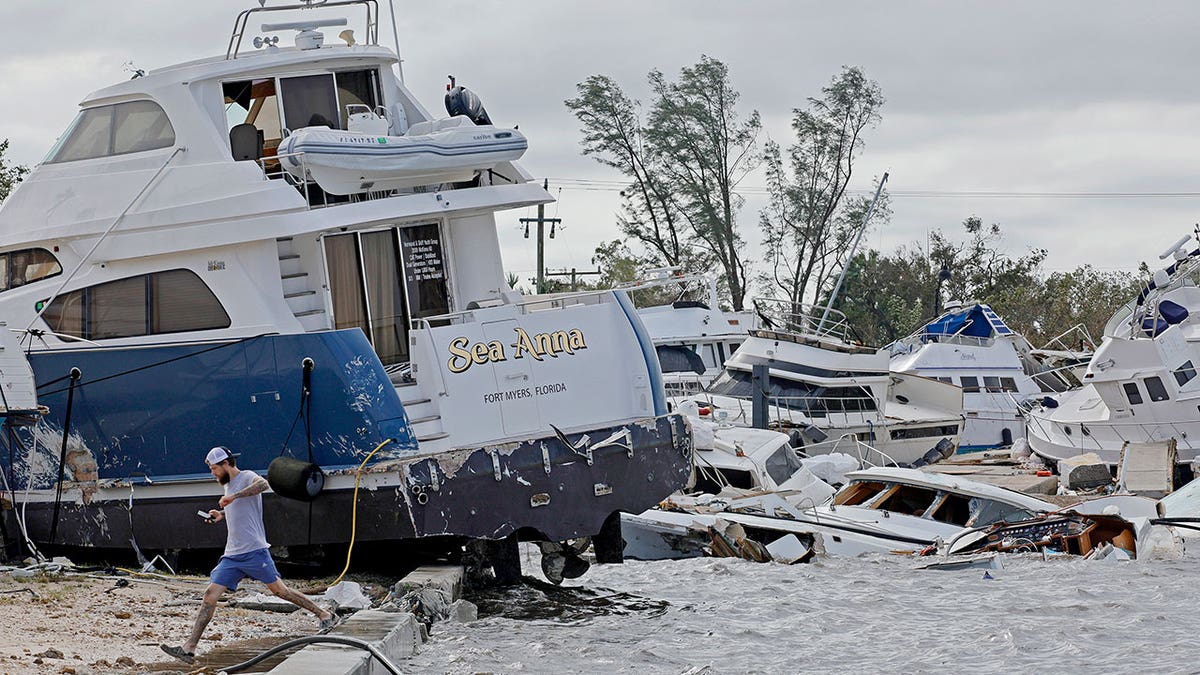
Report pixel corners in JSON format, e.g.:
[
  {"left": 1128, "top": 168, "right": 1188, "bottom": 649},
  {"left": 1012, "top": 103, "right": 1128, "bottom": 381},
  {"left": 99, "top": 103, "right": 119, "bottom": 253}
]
[
  {"left": 763, "top": 444, "right": 804, "bottom": 485},
  {"left": 708, "top": 369, "right": 877, "bottom": 413}
]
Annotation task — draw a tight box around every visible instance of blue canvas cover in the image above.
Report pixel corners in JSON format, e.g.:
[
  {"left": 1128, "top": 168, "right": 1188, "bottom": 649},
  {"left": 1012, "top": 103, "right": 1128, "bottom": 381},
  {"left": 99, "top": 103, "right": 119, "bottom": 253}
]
[{"left": 924, "top": 304, "right": 1011, "bottom": 339}]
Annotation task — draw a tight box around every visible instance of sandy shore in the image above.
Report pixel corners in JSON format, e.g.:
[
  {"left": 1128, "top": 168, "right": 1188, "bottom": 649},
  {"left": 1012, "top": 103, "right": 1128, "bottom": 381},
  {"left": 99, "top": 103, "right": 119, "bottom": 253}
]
[{"left": 0, "top": 569, "right": 364, "bottom": 675}]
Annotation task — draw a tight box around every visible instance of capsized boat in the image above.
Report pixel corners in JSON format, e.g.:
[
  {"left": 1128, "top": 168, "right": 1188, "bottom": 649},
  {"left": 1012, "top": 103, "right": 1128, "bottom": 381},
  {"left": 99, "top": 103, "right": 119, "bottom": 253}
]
[
  {"left": 1026, "top": 233, "right": 1200, "bottom": 466},
  {"left": 0, "top": 1, "right": 692, "bottom": 576}
]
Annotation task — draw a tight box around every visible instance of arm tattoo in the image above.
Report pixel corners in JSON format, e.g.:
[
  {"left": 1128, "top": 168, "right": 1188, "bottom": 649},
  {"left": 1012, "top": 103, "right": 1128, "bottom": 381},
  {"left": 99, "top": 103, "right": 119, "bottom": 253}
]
[{"left": 230, "top": 477, "right": 270, "bottom": 501}]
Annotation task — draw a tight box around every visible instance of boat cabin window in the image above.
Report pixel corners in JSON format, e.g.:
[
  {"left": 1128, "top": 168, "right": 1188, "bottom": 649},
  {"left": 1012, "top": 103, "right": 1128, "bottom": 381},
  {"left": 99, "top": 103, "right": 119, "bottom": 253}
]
[
  {"left": 693, "top": 466, "right": 755, "bottom": 494},
  {"left": 966, "top": 498, "right": 1037, "bottom": 528},
  {"left": 874, "top": 484, "right": 939, "bottom": 516},
  {"left": 763, "top": 445, "right": 804, "bottom": 485},
  {"left": 656, "top": 345, "right": 706, "bottom": 375},
  {"left": 0, "top": 248, "right": 62, "bottom": 291},
  {"left": 1000, "top": 377, "right": 1018, "bottom": 392},
  {"left": 1123, "top": 382, "right": 1143, "bottom": 405},
  {"left": 1144, "top": 376, "right": 1170, "bottom": 402},
  {"left": 708, "top": 370, "right": 877, "bottom": 414},
  {"left": 960, "top": 376, "right": 980, "bottom": 392},
  {"left": 224, "top": 79, "right": 282, "bottom": 161},
  {"left": 832, "top": 480, "right": 887, "bottom": 506},
  {"left": 1174, "top": 360, "right": 1197, "bottom": 387},
  {"left": 41, "top": 269, "right": 230, "bottom": 340},
  {"left": 928, "top": 492, "right": 971, "bottom": 526},
  {"left": 701, "top": 343, "right": 719, "bottom": 370},
  {"left": 324, "top": 223, "right": 450, "bottom": 366},
  {"left": 46, "top": 100, "right": 175, "bottom": 163}
]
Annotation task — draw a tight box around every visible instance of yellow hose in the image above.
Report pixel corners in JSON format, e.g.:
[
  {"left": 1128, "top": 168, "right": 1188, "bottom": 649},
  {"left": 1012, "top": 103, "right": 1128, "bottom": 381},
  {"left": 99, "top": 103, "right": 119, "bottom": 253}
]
[{"left": 330, "top": 438, "right": 394, "bottom": 587}]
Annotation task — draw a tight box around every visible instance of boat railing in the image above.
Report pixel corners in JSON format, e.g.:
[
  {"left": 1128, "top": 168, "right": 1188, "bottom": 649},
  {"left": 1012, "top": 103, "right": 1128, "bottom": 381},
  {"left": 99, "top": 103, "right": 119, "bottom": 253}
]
[
  {"left": 796, "top": 434, "right": 899, "bottom": 469},
  {"left": 257, "top": 151, "right": 403, "bottom": 209},
  {"left": 411, "top": 287, "right": 617, "bottom": 329},
  {"left": 227, "top": 0, "right": 380, "bottom": 60},
  {"left": 891, "top": 331, "right": 995, "bottom": 355},
  {"left": 1039, "top": 322, "right": 1097, "bottom": 353},
  {"left": 1026, "top": 411, "right": 1200, "bottom": 451},
  {"left": 754, "top": 298, "right": 853, "bottom": 342}
]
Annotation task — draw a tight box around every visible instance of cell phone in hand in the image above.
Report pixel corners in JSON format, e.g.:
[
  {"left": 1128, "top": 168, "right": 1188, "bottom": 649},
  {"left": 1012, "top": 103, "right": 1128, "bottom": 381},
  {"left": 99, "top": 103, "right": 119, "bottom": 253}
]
[{"left": 198, "top": 510, "right": 214, "bottom": 521}]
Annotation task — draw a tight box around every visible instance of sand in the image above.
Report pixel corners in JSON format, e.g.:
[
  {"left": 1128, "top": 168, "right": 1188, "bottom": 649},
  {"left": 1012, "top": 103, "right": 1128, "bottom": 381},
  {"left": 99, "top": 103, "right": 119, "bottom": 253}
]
[{"left": 0, "top": 570, "right": 343, "bottom": 675}]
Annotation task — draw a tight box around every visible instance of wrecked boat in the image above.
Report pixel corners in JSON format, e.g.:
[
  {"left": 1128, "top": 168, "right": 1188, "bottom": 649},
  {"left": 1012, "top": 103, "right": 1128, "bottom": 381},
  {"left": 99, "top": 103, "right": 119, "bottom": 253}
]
[
  {"left": 1027, "top": 232, "right": 1200, "bottom": 466},
  {"left": 0, "top": 1, "right": 692, "bottom": 573},
  {"left": 624, "top": 466, "right": 1060, "bottom": 560},
  {"left": 686, "top": 299, "right": 965, "bottom": 465},
  {"left": 888, "top": 301, "right": 1089, "bottom": 453},
  {"left": 622, "top": 421, "right": 837, "bottom": 560}
]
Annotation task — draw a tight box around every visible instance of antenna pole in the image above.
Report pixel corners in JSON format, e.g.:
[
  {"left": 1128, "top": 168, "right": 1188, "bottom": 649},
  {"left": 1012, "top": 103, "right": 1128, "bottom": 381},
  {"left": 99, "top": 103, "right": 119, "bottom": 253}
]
[
  {"left": 387, "top": 0, "right": 403, "bottom": 78},
  {"left": 817, "top": 172, "right": 889, "bottom": 332}
]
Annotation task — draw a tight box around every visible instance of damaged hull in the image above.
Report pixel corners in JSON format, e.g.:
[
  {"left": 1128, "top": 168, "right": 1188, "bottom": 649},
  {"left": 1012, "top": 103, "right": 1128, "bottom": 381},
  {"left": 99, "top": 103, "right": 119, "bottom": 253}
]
[{"left": 2, "top": 331, "right": 693, "bottom": 550}]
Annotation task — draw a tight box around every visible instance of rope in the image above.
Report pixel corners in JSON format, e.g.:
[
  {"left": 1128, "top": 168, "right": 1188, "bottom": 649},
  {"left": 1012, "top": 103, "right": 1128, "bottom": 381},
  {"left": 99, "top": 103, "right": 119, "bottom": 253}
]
[
  {"left": 329, "top": 438, "right": 395, "bottom": 587},
  {"left": 37, "top": 333, "right": 271, "bottom": 397},
  {"left": 48, "top": 368, "right": 81, "bottom": 544}
]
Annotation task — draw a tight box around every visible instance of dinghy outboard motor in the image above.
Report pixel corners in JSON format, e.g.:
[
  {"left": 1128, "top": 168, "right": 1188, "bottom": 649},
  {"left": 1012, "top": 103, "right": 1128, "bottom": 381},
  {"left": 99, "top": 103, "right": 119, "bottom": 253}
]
[{"left": 445, "top": 75, "right": 494, "bottom": 126}]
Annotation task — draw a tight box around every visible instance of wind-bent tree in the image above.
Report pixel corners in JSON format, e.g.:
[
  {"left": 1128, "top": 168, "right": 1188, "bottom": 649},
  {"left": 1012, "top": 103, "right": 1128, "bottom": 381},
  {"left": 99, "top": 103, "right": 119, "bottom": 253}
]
[
  {"left": 759, "top": 66, "right": 886, "bottom": 313},
  {"left": 0, "top": 139, "right": 29, "bottom": 203},
  {"left": 567, "top": 56, "right": 761, "bottom": 310}
]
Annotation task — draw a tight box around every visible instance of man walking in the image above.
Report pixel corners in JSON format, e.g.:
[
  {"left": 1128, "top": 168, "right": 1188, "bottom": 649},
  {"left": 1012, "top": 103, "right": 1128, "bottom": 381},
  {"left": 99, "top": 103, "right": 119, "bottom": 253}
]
[{"left": 161, "top": 446, "right": 338, "bottom": 664}]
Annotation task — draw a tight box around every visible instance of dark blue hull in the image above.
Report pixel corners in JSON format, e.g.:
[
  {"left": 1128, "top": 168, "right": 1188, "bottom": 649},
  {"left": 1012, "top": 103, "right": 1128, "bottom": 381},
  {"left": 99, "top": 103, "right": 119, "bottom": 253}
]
[{"left": 14, "top": 330, "right": 415, "bottom": 488}]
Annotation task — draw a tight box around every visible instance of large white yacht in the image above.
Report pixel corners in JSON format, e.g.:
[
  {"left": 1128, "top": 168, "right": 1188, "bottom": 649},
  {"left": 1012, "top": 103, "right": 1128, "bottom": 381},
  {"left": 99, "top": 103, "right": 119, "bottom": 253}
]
[
  {"left": 1027, "top": 233, "right": 1200, "bottom": 466},
  {"left": 889, "top": 302, "right": 1087, "bottom": 452},
  {"left": 0, "top": 1, "right": 692, "bottom": 568},
  {"left": 692, "top": 300, "right": 964, "bottom": 465}
]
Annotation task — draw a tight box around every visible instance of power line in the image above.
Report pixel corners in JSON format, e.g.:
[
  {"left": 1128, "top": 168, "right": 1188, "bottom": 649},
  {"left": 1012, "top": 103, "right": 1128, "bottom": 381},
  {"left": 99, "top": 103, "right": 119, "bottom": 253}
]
[{"left": 548, "top": 177, "right": 1200, "bottom": 200}]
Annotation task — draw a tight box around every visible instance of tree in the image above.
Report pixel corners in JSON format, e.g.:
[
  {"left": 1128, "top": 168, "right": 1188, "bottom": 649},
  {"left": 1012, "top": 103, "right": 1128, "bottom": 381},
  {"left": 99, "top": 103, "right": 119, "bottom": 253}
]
[
  {"left": 759, "top": 67, "right": 886, "bottom": 313},
  {"left": 566, "top": 56, "right": 761, "bottom": 309},
  {"left": 0, "top": 139, "right": 28, "bottom": 203},
  {"left": 835, "top": 217, "right": 1135, "bottom": 348}
]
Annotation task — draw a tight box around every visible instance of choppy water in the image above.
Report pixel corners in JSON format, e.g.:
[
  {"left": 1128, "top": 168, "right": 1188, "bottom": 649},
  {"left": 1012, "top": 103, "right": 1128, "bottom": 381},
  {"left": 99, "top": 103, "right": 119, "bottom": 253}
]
[{"left": 409, "top": 547, "right": 1200, "bottom": 674}]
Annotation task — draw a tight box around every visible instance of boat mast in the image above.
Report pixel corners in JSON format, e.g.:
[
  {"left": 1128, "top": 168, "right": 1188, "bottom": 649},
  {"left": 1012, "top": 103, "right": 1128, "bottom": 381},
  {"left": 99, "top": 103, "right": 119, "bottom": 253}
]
[{"left": 817, "top": 172, "right": 889, "bottom": 333}]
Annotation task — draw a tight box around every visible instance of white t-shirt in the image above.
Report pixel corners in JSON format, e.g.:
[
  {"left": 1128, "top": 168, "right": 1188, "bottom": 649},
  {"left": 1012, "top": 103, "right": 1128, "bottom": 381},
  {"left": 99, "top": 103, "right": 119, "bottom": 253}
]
[{"left": 222, "top": 469, "right": 270, "bottom": 557}]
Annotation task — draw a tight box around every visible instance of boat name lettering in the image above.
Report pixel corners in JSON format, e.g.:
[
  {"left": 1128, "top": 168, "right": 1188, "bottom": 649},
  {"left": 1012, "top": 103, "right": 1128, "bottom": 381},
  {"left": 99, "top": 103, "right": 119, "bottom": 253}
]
[
  {"left": 446, "top": 328, "right": 588, "bottom": 374},
  {"left": 337, "top": 135, "right": 389, "bottom": 145},
  {"left": 207, "top": 260, "right": 226, "bottom": 271}
]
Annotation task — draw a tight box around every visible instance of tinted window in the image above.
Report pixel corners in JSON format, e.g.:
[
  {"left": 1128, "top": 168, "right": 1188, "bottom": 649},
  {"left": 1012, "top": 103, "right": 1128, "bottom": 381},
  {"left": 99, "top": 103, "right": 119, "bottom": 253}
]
[
  {"left": 960, "top": 376, "right": 980, "bottom": 392},
  {"left": 1000, "top": 377, "right": 1018, "bottom": 392},
  {"left": 0, "top": 248, "right": 61, "bottom": 291},
  {"left": 47, "top": 101, "right": 175, "bottom": 163},
  {"left": 983, "top": 376, "right": 1001, "bottom": 391},
  {"left": 763, "top": 445, "right": 803, "bottom": 485},
  {"left": 43, "top": 270, "right": 229, "bottom": 340},
  {"left": 1175, "top": 361, "right": 1197, "bottom": 387},
  {"left": 1145, "top": 376, "right": 1170, "bottom": 402},
  {"left": 1123, "top": 382, "right": 1143, "bottom": 405}
]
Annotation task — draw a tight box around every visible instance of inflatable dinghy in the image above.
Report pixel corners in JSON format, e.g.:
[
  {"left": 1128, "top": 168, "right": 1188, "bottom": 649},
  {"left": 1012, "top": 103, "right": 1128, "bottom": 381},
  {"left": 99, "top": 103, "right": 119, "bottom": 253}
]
[{"left": 279, "top": 115, "right": 527, "bottom": 195}]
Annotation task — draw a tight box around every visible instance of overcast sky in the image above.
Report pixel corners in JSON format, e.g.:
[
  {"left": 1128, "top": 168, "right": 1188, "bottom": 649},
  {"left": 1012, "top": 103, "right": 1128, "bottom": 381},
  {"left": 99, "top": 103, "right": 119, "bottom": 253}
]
[{"left": 4, "top": 1, "right": 1200, "bottom": 295}]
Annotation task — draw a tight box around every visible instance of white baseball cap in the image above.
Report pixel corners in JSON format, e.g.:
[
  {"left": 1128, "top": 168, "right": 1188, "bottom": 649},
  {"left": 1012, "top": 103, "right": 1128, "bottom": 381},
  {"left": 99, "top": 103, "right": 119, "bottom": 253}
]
[{"left": 205, "top": 446, "right": 239, "bottom": 465}]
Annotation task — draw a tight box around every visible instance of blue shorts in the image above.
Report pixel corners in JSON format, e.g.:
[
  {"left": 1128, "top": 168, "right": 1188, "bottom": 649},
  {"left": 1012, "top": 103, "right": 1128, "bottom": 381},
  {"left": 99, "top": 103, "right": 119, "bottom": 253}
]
[{"left": 210, "top": 548, "right": 281, "bottom": 591}]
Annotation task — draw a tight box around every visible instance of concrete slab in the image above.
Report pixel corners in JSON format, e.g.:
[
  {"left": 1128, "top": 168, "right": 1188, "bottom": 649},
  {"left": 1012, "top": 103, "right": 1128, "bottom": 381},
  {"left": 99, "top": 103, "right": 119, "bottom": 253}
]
[
  {"left": 263, "top": 611, "right": 421, "bottom": 675},
  {"left": 266, "top": 565, "right": 463, "bottom": 674}
]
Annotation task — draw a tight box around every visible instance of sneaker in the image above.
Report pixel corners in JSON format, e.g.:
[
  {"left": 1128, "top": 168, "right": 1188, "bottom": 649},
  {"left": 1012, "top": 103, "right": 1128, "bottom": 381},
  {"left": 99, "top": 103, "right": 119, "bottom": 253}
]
[
  {"left": 159, "top": 644, "right": 195, "bottom": 664},
  {"left": 318, "top": 613, "right": 343, "bottom": 634}
]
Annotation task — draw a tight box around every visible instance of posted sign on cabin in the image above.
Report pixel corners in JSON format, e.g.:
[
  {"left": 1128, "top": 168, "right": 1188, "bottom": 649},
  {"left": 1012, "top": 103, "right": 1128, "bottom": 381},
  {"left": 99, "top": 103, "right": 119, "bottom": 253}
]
[{"left": 400, "top": 223, "right": 451, "bottom": 318}]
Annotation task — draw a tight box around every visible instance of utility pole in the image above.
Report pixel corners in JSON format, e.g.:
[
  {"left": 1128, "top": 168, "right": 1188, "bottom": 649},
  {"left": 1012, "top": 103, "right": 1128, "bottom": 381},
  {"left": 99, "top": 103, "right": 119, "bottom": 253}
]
[
  {"left": 546, "top": 267, "right": 602, "bottom": 291},
  {"left": 519, "top": 178, "right": 562, "bottom": 294}
]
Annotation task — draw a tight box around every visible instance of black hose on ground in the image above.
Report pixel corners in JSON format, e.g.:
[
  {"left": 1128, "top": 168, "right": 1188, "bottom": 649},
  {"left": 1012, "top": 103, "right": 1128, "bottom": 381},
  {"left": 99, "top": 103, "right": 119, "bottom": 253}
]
[{"left": 218, "top": 635, "right": 402, "bottom": 674}]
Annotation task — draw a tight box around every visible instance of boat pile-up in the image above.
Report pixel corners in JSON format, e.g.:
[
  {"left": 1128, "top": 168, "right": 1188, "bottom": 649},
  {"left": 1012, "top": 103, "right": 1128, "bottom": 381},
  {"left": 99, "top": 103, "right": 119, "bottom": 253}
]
[{"left": 622, "top": 411, "right": 1195, "bottom": 566}]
